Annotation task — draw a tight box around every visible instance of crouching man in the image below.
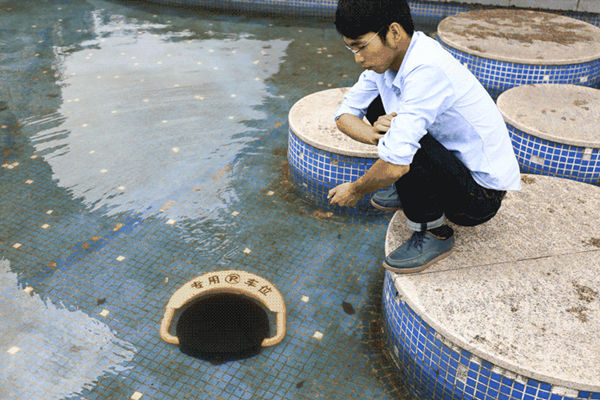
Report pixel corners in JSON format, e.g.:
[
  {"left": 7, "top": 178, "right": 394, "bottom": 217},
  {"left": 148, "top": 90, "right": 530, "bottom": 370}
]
[{"left": 328, "top": 0, "right": 521, "bottom": 273}]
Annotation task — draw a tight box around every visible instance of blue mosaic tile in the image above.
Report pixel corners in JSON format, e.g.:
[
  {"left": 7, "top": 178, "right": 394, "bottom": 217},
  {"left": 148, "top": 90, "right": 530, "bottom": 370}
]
[
  {"left": 288, "top": 129, "right": 390, "bottom": 215},
  {"left": 506, "top": 124, "right": 600, "bottom": 184},
  {"left": 382, "top": 271, "right": 600, "bottom": 400},
  {"left": 438, "top": 40, "right": 600, "bottom": 100}
]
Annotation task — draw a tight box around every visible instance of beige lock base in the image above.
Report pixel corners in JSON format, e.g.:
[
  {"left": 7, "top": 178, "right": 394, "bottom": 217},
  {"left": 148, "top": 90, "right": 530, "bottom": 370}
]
[{"left": 160, "top": 270, "right": 286, "bottom": 347}]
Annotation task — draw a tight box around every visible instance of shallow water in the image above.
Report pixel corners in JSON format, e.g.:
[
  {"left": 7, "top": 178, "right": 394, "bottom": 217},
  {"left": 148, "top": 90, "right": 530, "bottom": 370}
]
[{"left": 0, "top": 1, "right": 435, "bottom": 399}]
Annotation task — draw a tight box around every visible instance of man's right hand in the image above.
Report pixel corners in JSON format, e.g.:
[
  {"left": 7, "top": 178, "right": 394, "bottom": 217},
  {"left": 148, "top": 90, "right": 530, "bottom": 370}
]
[{"left": 372, "top": 112, "right": 397, "bottom": 134}]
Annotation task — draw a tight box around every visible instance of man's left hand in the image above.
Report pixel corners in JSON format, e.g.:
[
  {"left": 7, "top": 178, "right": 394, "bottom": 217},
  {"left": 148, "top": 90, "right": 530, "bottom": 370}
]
[{"left": 327, "top": 182, "right": 361, "bottom": 207}]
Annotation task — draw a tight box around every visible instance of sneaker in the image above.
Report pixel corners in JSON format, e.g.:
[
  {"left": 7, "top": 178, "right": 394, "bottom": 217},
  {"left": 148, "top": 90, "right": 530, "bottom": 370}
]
[
  {"left": 383, "top": 226, "right": 454, "bottom": 274},
  {"left": 371, "top": 186, "right": 402, "bottom": 212}
]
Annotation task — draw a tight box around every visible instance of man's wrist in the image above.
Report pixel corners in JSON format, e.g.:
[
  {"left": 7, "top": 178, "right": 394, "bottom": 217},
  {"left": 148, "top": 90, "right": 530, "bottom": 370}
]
[{"left": 350, "top": 180, "right": 366, "bottom": 197}]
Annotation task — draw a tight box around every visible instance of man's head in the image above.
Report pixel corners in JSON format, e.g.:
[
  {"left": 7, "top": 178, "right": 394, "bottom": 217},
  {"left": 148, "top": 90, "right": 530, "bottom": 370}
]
[
  {"left": 335, "top": 0, "right": 414, "bottom": 42},
  {"left": 335, "top": 0, "right": 414, "bottom": 73}
]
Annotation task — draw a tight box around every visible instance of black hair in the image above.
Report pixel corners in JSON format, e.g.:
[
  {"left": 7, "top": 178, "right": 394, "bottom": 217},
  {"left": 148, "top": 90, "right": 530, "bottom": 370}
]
[{"left": 335, "top": 0, "right": 414, "bottom": 41}]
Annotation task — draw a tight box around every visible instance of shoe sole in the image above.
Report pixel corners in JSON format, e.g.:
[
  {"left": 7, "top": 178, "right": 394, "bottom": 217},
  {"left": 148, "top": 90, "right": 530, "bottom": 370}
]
[
  {"left": 370, "top": 198, "right": 402, "bottom": 212},
  {"left": 382, "top": 248, "right": 453, "bottom": 274}
]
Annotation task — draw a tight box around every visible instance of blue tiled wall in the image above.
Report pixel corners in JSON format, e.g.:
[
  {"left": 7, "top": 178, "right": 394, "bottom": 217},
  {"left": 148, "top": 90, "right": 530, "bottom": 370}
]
[
  {"left": 507, "top": 124, "right": 600, "bottom": 184},
  {"left": 141, "top": 0, "right": 600, "bottom": 27},
  {"left": 287, "top": 130, "right": 382, "bottom": 214},
  {"left": 382, "top": 271, "right": 600, "bottom": 400},
  {"left": 438, "top": 41, "right": 600, "bottom": 100}
]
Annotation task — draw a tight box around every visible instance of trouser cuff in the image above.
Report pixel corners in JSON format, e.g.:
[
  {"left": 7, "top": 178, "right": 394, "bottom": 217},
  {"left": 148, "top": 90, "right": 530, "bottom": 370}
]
[{"left": 406, "top": 215, "right": 445, "bottom": 232}]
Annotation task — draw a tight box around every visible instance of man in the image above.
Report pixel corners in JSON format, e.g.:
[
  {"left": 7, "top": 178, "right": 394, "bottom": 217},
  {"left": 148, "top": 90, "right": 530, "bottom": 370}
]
[{"left": 328, "top": 0, "right": 521, "bottom": 273}]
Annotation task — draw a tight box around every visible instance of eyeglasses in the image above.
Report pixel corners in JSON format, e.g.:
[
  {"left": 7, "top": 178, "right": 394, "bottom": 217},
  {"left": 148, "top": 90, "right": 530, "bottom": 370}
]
[{"left": 344, "top": 28, "right": 384, "bottom": 54}]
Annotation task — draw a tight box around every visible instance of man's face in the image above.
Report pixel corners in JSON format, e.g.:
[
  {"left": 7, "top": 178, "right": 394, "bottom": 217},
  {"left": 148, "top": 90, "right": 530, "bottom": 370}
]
[{"left": 342, "top": 27, "right": 405, "bottom": 73}]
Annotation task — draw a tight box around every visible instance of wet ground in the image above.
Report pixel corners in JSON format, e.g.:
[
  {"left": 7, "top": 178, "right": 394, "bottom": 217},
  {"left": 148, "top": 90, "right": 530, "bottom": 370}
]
[{"left": 0, "top": 1, "right": 431, "bottom": 399}]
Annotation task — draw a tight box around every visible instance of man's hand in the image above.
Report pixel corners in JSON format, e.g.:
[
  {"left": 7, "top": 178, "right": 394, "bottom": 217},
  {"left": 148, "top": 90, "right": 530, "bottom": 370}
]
[
  {"left": 327, "top": 182, "right": 362, "bottom": 207},
  {"left": 372, "top": 112, "right": 397, "bottom": 134}
]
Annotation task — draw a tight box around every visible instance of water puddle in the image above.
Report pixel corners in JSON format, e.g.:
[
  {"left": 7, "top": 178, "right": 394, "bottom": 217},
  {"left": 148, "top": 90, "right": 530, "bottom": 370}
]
[
  {"left": 28, "top": 12, "right": 290, "bottom": 220},
  {"left": 0, "top": 259, "right": 136, "bottom": 399}
]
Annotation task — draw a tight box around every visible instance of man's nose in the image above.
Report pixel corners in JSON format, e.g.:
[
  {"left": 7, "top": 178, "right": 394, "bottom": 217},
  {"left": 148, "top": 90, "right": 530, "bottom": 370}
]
[{"left": 353, "top": 52, "right": 364, "bottom": 63}]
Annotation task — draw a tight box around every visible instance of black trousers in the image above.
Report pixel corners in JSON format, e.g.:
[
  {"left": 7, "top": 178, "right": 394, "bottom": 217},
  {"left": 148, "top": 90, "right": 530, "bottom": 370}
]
[{"left": 367, "top": 96, "right": 505, "bottom": 229}]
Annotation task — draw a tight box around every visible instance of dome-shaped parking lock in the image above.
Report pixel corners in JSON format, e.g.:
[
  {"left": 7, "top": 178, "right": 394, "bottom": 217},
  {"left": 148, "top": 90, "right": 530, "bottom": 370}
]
[{"left": 160, "top": 270, "right": 286, "bottom": 362}]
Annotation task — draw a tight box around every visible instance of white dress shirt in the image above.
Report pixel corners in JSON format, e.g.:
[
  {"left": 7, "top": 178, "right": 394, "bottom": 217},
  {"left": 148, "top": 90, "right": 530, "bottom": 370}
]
[{"left": 335, "top": 31, "right": 521, "bottom": 191}]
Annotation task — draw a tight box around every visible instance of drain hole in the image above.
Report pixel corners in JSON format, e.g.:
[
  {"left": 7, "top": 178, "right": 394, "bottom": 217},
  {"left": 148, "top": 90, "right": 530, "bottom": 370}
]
[{"left": 175, "top": 293, "right": 270, "bottom": 363}]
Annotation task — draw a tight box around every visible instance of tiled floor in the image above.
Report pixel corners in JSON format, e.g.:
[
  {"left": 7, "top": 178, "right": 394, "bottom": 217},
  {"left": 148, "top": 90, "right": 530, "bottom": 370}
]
[{"left": 0, "top": 1, "right": 419, "bottom": 399}]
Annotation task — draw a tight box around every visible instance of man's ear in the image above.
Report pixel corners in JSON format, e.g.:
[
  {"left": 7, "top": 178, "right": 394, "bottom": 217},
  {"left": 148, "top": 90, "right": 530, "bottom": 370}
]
[{"left": 387, "top": 22, "right": 408, "bottom": 47}]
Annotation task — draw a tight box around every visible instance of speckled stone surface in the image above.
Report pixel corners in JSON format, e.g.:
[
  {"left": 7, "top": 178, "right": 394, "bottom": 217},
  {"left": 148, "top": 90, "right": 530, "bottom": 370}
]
[
  {"left": 288, "top": 88, "right": 379, "bottom": 158},
  {"left": 437, "top": 9, "right": 600, "bottom": 65},
  {"left": 498, "top": 84, "right": 600, "bottom": 148},
  {"left": 384, "top": 175, "right": 600, "bottom": 391}
]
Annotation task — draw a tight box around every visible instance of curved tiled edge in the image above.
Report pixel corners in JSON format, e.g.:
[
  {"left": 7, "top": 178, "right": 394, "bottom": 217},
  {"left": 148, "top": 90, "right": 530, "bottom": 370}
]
[
  {"left": 287, "top": 130, "right": 384, "bottom": 215},
  {"left": 382, "top": 271, "right": 600, "bottom": 400},
  {"left": 507, "top": 124, "right": 600, "bottom": 184},
  {"left": 142, "top": 0, "right": 337, "bottom": 17},
  {"left": 140, "top": 0, "right": 599, "bottom": 26},
  {"left": 438, "top": 40, "right": 600, "bottom": 100}
]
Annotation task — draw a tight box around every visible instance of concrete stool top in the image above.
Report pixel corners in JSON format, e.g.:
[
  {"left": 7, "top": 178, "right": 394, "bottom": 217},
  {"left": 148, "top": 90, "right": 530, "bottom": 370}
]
[
  {"left": 498, "top": 84, "right": 600, "bottom": 148},
  {"left": 288, "top": 88, "right": 378, "bottom": 158},
  {"left": 437, "top": 9, "right": 600, "bottom": 65},
  {"left": 385, "top": 175, "right": 600, "bottom": 391}
]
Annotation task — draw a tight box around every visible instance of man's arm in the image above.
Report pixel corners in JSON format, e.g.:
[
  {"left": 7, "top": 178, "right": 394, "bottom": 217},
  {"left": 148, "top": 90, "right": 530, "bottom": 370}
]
[
  {"left": 328, "top": 159, "right": 409, "bottom": 207},
  {"left": 336, "top": 112, "right": 397, "bottom": 145}
]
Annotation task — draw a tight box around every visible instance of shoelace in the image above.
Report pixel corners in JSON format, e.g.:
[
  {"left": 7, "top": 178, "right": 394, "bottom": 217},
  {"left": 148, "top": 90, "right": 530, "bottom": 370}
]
[{"left": 407, "top": 231, "right": 426, "bottom": 251}]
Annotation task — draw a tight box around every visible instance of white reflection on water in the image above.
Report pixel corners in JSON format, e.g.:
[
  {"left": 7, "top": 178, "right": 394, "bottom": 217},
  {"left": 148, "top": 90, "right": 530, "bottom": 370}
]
[
  {"left": 30, "top": 13, "right": 290, "bottom": 219},
  {"left": 0, "top": 259, "right": 136, "bottom": 399}
]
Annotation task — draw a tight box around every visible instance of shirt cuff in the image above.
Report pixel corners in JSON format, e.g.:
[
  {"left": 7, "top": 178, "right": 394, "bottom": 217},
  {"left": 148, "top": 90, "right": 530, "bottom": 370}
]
[
  {"left": 377, "top": 136, "right": 418, "bottom": 166},
  {"left": 334, "top": 103, "right": 366, "bottom": 121}
]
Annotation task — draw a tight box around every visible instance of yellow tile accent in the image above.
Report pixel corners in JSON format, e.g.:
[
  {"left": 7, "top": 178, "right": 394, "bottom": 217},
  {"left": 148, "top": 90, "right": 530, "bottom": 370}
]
[
  {"left": 301, "top": 296, "right": 310, "bottom": 303},
  {"left": 243, "top": 248, "right": 252, "bottom": 254},
  {"left": 313, "top": 331, "right": 323, "bottom": 340},
  {"left": 99, "top": 309, "right": 110, "bottom": 317},
  {"left": 116, "top": 256, "right": 126, "bottom": 262},
  {"left": 12, "top": 243, "right": 21, "bottom": 249},
  {"left": 7, "top": 346, "right": 20, "bottom": 355},
  {"left": 130, "top": 391, "right": 143, "bottom": 400}
]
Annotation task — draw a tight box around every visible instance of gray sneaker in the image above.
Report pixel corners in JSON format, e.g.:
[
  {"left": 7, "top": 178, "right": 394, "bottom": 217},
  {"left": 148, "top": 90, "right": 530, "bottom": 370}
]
[
  {"left": 383, "top": 227, "right": 454, "bottom": 274},
  {"left": 371, "top": 186, "right": 402, "bottom": 212}
]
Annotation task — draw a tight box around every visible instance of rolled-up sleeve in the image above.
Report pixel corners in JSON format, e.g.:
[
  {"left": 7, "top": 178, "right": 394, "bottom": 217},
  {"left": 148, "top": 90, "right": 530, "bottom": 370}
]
[
  {"left": 378, "top": 65, "right": 454, "bottom": 165},
  {"left": 334, "top": 70, "right": 380, "bottom": 121}
]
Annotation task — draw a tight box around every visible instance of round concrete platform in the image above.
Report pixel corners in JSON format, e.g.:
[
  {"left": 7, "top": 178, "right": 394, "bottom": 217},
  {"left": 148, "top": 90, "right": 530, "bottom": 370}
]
[
  {"left": 498, "top": 84, "right": 600, "bottom": 148},
  {"left": 438, "top": 9, "right": 600, "bottom": 65},
  {"left": 383, "top": 175, "right": 600, "bottom": 396},
  {"left": 287, "top": 88, "right": 383, "bottom": 214},
  {"left": 288, "top": 88, "right": 377, "bottom": 158},
  {"left": 498, "top": 84, "right": 600, "bottom": 184},
  {"left": 436, "top": 9, "right": 600, "bottom": 99}
]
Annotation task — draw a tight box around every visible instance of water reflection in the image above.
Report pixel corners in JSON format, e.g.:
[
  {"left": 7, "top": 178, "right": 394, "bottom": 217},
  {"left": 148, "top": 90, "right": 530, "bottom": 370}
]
[
  {"left": 0, "top": 259, "right": 136, "bottom": 399},
  {"left": 29, "top": 11, "right": 290, "bottom": 219}
]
